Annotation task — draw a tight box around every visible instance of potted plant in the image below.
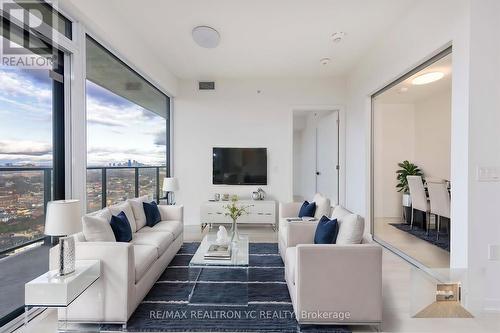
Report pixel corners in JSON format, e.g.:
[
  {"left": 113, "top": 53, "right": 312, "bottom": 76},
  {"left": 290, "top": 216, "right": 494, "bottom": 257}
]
[
  {"left": 223, "top": 196, "right": 252, "bottom": 245},
  {"left": 396, "top": 160, "right": 423, "bottom": 223}
]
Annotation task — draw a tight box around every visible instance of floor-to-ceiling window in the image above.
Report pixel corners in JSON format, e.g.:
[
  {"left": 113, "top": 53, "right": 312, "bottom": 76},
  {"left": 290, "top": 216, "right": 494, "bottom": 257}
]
[
  {"left": 85, "top": 37, "right": 170, "bottom": 212},
  {"left": 0, "top": 1, "right": 71, "bottom": 325}
]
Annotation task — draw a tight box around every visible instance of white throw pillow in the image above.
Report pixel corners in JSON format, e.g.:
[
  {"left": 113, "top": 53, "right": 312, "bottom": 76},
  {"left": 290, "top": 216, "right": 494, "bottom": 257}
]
[
  {"left": 336, "top": 213, "right": 364, "bottom": 244},
  {"left": 128, "top": 195, "right": 149, "bottom": 230},
  {"left": 109, "top": 201, "right": 137, "bottom": 233},
  {"left": 312, "top": 193, "right": 331, "bottom": 219},
  {"left": 82, "top": 208, "right": 115, "bottom": 242},
  {"left": 331, "top": 205, "right": 352, "bottom": 220}
]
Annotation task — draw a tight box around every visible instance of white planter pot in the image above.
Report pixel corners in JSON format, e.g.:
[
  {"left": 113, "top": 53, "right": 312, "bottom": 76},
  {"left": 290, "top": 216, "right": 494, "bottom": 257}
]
[{"left": 402, "top": 193, "right": 412, "bottom": 207}]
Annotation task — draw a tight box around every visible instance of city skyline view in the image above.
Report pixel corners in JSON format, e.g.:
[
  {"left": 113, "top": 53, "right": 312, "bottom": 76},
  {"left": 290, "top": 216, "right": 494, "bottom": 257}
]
[{"left": 0, "top": 66, "right": 167, "bottom": 167}]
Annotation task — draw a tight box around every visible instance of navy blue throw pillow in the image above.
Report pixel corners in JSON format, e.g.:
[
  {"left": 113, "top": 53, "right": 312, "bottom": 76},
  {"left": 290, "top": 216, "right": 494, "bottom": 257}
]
[
  {"left": 143, "top": 201, "right": 161, "bottom": 227},
  {"left": 109, "top": 211, "right": 132, "bottom": 242},
  {"left": 314, "top": 215, "right": 339, "bottom": 244},
  {"left": 298, "top": 201, "right": 316, "bottom": 218}
]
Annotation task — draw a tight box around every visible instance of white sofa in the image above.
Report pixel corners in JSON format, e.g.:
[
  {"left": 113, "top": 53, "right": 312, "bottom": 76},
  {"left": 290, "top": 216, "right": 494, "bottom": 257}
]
[
  {"left": 49, "top": 196, "right": 183, "bottom": 326},
  {"left": 279, "top": 201, "right": 382, "bottom": 327}
]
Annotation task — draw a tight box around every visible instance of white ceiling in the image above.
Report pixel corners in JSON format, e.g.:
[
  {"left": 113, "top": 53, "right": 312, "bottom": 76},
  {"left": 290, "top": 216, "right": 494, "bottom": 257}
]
[
  {"left": 65, "top": 0, "right": 416, "bottom": 79},
  {"left": 374, "top": 53, "right": 452, "bottom": 104}
]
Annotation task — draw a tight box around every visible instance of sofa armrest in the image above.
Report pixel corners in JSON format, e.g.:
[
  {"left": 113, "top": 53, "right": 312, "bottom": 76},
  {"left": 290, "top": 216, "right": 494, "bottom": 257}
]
[
  {"left": 295, "top": 244, "right": 382, "bottom": 324},
  {"left": 50, "top": 242, "right": 135, "bottom": 323},
  {"left": 158, "top": 204, "right": 184, "bottom": 222},
  {"left": 286, "top": 221, "right": 318, "bottom": 247},
  {"left": 279, "top": 202, "right": 303, "bottom": 219}
]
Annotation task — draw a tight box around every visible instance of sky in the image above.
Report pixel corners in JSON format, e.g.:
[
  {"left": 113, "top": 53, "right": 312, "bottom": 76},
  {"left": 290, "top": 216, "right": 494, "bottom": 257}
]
[{"left": 0, "top": 68, "right": 167, "bottom": 167}]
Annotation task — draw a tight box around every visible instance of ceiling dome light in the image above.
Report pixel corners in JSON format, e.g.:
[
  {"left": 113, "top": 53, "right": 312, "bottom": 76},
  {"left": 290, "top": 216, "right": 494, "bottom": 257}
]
[
  {"left": 320, "top": 57, "right": 331, "bottom": 65},
  {"left": 412, "top": 72, "right": 444, "bottom": 85},
  {"left": 192, "top": 26, "right": 220, "bottom": 48}
]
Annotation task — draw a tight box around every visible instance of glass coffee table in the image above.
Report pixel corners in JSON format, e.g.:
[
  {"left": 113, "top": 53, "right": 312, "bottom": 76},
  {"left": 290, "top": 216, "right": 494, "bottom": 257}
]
[{"left": 188, "top": 233, "right": 249, "bottom": 306}]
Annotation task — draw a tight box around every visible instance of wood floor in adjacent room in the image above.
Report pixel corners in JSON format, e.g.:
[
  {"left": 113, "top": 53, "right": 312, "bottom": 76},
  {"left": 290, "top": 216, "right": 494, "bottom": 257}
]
[{"left": 16, "top": 225, "right": 500, "bottom": 333}]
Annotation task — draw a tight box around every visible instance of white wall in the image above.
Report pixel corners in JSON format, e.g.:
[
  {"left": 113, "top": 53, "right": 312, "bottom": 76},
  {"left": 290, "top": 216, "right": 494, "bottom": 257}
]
[
  {"left": 345, "top": 0, "right": 470, "bottom": 270},
  {"left": 466, "top": 0, "right": 500, "bottom": 312},
  {"left": 374, "top": 91, "right": 451, "bottom": 219},
  {"left": 373, "top": 103, "right": 415, "bottom": 218},
  {"left": 414, "top": 90, "right": 452, "bottom": 180},
  {"left": 174, "top": 78, "right": 345, "bottom": 225}
]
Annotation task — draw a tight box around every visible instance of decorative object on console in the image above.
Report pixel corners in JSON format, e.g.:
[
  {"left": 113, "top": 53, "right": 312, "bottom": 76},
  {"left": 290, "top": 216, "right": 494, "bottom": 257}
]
[
  {"left": 214, "top": 193, "right": 221, "bottom": 201},
  {"left": 252, "top": 191, "right": 260, "bottom": 200},
  {"left": 45, "top": 199, "right": 82, "bottom": 276},
  {"left": 314, "top": 216, "right": 339, "bottom": 244},
  {"left": 222, "top": 193, "right": 230, "bottom": 201},
  {"left": 216, "top": 226, "right": 229, "bottom": 245},
  {"left": 109, "top": 211, "right": 133, "bottom": 242},
  {"left": 162, "top": 177, "right": 179, "bottom": 205},
  {"left": 252, "top": 187, "right": 266, "bottom": 200},
  {"left": 143, "top": 201, "right": 162, "bottom": 227},
  {"left": 298, "top": 200, "right": 316, "bottom": 218},
  {"left": 223, "top": 196, "right": 252, "bottom": 244}
]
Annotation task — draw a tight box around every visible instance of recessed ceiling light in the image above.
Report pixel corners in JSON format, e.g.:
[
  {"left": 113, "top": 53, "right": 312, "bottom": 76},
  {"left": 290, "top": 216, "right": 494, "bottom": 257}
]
[
  {"left": 192, "top": 26, "right": 220, "bottom": 48},
  {"left": 331, "top": 32, "right": 346, "bottom": 43},
  {"left": 412, "top": 72, "right": 444, "bottom": 85},
  {"left": 320, "top": 58, "right": 331, "bottom": 65}
]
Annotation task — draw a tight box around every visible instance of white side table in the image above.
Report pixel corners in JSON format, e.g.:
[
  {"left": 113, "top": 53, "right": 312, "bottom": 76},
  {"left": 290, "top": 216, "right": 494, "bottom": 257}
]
[{"left": 25, "top": 260, "right": 100, "bottom": 331}]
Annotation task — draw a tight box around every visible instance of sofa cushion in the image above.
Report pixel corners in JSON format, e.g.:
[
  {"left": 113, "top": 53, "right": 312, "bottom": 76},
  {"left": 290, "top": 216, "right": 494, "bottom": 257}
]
[
  {"left": 128, "top": 195, "right": 149, "bottom": 230},
  {"left": 336, "top": 213, "right": 364, "bottom": 244},
  {"left": 132, "top": 231, "right": 174, "bottom": 254},
  {"left": 137, "top": 220, "right": 183, "bottom": 239},
  {"left": 82, "top": 214, "right": 116, "bottom": 242},
  {"left": 314, "top": 216, "right": 338, "bottom": 244},
  {"left": 143, "top": 201, "right": 161, "bottom": 227},
  {"left": 109, "top": 201, "right": 137, "bottom": 233},
  {"left": 133, "top": 244, "right": 158, "bottom": 283},
  {"left": 285, "top": 247, "right": 297, "bottom": 285},
  {"left": 109, "top": 211, "right": 133, "bottom": 242},
  {"left": 298, "top": 201, "right": 316, "bottom": 218},
  {"left": 312, "top": 193, "right": 331, "bottom": 219},
  {"left": 331, "top": 205, "right": 351, "bottom": 221}
]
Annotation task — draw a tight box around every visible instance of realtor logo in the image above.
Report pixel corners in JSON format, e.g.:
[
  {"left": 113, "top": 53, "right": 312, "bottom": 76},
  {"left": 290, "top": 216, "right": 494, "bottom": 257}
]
[{"left": 1, "top": 0, "right": 56, "bottom": 68}]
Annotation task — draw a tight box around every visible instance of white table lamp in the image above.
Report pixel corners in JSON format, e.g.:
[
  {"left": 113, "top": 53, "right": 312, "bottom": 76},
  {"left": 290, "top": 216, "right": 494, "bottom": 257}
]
[
  {"left": 45, "top": 200, "right": 81, "bottom": 276},
  {"left": 162, "top": 177, "right": 179, "bottom": 205}
]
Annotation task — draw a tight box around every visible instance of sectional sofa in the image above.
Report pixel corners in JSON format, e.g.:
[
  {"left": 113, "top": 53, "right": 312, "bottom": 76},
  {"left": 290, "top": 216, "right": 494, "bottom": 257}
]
[
  {"left": 279, "top": 196, "right": 383, "bottom": 327},
  {"left": 49, "top": 196, "right": 183, "bottom": 326}
]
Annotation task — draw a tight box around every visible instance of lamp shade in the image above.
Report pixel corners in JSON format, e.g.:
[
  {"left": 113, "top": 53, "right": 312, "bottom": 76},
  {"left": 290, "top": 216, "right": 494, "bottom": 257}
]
[
  {"left": 162, "top": 177, "right": 179, "bottom": 192},
  {"left": 44, "top": 200, "right": 82, "bottom": 236}
]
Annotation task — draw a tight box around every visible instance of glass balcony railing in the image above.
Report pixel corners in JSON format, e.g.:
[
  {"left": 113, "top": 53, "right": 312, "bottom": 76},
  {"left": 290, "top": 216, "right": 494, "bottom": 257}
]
[{"left": 0, "top": 166, "right": 166, "bottom": 255}]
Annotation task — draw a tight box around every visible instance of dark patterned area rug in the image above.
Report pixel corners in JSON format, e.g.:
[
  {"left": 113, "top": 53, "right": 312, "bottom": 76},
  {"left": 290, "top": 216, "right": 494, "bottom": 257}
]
[
  {"left": 102, "top": 242, "right": 351, "bottom": 332},
  {"left": 390, "top": 223, "right": 450, "bottom": 251}
]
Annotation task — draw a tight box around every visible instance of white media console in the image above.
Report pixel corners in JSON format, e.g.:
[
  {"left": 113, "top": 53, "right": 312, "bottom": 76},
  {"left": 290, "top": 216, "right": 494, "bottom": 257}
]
[{"left": 200, "top": 200, "right": 276, "bottom": 230}]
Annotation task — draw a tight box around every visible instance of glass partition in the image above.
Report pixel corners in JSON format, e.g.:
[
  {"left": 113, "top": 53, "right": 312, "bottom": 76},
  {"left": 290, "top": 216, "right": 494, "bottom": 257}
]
[{"left": 372, "top": 49, "right": 452, "bottom": 270}]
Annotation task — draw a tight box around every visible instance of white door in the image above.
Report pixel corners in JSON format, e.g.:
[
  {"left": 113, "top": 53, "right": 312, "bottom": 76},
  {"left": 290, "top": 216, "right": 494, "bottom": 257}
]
[{"left": 315, "top": 111, "right": 339, "bottom": 204}]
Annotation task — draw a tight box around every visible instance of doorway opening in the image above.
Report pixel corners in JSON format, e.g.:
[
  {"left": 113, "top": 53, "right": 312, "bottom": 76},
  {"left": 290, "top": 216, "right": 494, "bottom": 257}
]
[
  {"left": 371, "top": 48, "right": 452, "bottom": 269},
  {"left": 292, "top": 110, "right": 339, "bottom": 204}
]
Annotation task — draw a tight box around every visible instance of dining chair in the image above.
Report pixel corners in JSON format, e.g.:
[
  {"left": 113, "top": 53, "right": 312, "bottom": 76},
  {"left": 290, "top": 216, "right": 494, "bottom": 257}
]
[
  {"left": 406, "top": 175, "right": 431, "bottom": 233},
  {"left": 427, "top": 180, "right": 451, "bottom": 240}
]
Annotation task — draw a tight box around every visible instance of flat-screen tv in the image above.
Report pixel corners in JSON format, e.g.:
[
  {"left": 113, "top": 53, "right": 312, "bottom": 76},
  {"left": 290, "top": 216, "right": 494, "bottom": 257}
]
[{"left": 213, "top": 147, "right": 267, "bottom": 185}]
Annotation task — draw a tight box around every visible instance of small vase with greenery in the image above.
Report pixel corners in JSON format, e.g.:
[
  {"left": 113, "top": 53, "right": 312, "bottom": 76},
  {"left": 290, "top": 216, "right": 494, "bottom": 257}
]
[{"left": 224, "top": 196, "right": 251, "bottom": 245}]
